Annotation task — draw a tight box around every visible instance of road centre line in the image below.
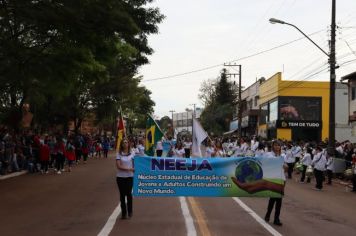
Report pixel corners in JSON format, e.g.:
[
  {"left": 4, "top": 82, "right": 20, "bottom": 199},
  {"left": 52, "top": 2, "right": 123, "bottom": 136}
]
[
  {"left": 187, "top": 197, "right": 211, "bottom": 236},
  {"left": 179, "top": 197, "right": 197, "bottom": 236},
  {"left": 97, "top": 203, "right": 121, "bottom": 236},
  {"left": 232, "top": 197, "right": 282, "bottom": 236}
]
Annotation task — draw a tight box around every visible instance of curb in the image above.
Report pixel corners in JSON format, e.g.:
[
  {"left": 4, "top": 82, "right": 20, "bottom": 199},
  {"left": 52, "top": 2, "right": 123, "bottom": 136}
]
[{"left": 0, "top": 171, "right": 28, "bottom": 181}]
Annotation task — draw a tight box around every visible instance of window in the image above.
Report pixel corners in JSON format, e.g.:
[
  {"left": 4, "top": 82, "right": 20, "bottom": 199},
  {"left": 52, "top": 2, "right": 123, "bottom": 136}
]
[
  {"left": 249, "top": 99, "right": 253, "bottom": 109},
  {"left": 269, "top": 100, "right": 278, "bottom": 122},
  {"left": 352, "top": 87, "right": 356, "bottom": 100},
  {"left": 259, "top": 104, "right": 268, "bottom": 125}
]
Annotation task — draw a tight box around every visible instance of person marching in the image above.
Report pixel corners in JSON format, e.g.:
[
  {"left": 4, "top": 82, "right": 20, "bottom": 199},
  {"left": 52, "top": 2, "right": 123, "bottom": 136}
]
[
  {"left": 311, "top": 146, "right": 327, "bottom": 191},
  {"left": 264, "top": 140, "right": 286, "bottom": 226},
  {"left": 300, "top": 148, "right": 313, "bottom": 183},
  {"left": 183, "top": 137, "right": 192, "bottom": 158},
  {"left": 116, "top": 138, "right": 135, "bottom": 219},
  {"left": 284, "top": 144, "right": 295, "bottom": 179},
  {"left": 155, "top": 138, "right": 163, "bottom": 157}
]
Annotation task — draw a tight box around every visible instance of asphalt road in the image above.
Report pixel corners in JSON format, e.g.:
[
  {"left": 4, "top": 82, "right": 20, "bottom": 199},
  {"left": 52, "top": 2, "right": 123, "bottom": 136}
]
[{"left": 1, "top": 153, "right": 355, "bottom": 236}]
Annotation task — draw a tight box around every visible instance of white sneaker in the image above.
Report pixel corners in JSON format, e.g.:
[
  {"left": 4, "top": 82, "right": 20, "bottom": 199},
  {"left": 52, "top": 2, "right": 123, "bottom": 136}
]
[{"left": 57, "top": 171, "right": 61, "bottom": 174}]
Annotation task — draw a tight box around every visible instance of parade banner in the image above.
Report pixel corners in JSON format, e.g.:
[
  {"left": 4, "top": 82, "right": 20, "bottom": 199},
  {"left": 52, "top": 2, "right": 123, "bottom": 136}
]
[{"left": 133, "top": 157, "right": 285, "bottom": 198}]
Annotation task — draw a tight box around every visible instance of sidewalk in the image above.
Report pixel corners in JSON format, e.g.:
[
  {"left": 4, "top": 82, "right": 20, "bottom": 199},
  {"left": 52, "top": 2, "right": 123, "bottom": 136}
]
[{"left": 0, "top": 171, "right": 27, "bottom": 181}]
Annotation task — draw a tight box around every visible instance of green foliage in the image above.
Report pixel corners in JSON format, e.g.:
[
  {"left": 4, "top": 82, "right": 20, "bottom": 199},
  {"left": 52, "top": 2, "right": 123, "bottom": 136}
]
[
  {"left": 199, "top": 69, "right": 238, "bottom": 135},
  {"left": 0, "top": 0, "right": 164, "bottom": 132}
]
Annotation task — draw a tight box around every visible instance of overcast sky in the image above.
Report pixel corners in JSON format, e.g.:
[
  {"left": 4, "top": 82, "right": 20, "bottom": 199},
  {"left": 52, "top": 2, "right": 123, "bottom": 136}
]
[{"left": 139, "top": 0, "right": 356, "bottom": 118}]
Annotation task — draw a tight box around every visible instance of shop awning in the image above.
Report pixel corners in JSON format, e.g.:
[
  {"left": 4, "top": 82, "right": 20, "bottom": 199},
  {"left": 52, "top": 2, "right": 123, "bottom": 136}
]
[{"left": 223, "top": 129, "right": 238, "bottom": 136}]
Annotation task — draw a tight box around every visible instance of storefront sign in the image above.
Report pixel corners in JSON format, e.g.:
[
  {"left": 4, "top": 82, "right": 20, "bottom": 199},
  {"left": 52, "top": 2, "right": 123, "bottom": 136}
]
[{"left": 277, "top": 120, "right": 322, "bottom": 129}]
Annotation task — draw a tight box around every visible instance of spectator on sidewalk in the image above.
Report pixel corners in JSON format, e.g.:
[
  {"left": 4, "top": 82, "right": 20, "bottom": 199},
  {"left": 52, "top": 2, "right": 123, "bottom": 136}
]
[
  {"left": 40, "top": 140, "right": 50, "bottom": 174},
  {"left": 66, "top": 140, "right": 76, "bottom": 172},
  {"left": 326, "top": 155, "right": 334, "bottom": 185}
]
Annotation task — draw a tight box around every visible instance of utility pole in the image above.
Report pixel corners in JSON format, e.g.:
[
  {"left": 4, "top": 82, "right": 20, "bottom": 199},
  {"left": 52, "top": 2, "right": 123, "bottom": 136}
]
[
  {"left": 169, "top": 110, "right": 176, "bottom": 130},
  {"left": 224, "top": 63, "right": 242, "bottom": 138},
  {"left": 328, "top": 0, "right": 336, "bottom": 157},
  {"left": 189, "top": 104, "right": 196, "bottom": 139}
]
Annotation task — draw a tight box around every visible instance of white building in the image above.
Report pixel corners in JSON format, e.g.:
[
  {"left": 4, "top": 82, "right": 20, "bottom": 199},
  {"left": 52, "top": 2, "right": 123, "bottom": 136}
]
[
  {"left": 341, "top": 72, "right": 356, "bottom": 142},
  {"left": 173, "top": 108, "right": 202, "bottom": 133}
]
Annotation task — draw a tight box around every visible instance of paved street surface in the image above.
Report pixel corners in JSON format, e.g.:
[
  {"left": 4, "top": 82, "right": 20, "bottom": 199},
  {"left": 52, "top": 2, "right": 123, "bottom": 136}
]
[{"left": 1, "top": 152, "right": 355, "bottom": 236}]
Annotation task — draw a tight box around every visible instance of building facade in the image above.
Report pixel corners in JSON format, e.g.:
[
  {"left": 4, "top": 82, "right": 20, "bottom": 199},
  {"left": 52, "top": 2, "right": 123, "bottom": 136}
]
[
  {"left": 258, "top": 72, "right": 351, "bottom": 142},
  {"left": 258, "top": 73, "right": 328, "bottom": 141},
  {"left": 341, "top": 71, "right": 356, "bottom": 142},
  {"left": 239, "top": 78, "right": 264, "bottom": 137},
  {"left": 172, "top": 108, "right": 202, "bottom": 134}
]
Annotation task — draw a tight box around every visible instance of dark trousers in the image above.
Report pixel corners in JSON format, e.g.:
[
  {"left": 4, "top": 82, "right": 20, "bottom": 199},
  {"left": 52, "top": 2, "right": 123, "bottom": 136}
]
[
  {"left": 41, "top": 161, "right": 49, "bottom": 172},
  {"left": 184, "top": 148, "right": 190, "bottom": 158},
  {"left": 287, "top": 163, "right": 294, "bottom": 179},
  {"left": 104, "top": 149, "right": 109, "bottom": 158},
  {"left": 352, "top": 174, "right": 356, "bottom": 191},
  {"left": 265, "top": 197, "right": 282, "bottom": 221},
  {"left": 300, "top": 165, "right": 310, "bottom": 183},
  {"left": 83, "top": 153, "right": 88, "bottom": 162},
  {"left": 326, "top": 169, "right": 333, "bottom": 184},
  {"left": 116, "top": 177, "right": 133, "bottom": 217},
  {"left": 75, "top": 150, "right": 82, "bottom": 162},
  {"left": 314, "top": 169, "right": 324, "bottom": 189},
  {"left": 156, "top": 150, "right": 163, "bottom": 157},
  {"left": 56, "top": 154, "right": 64, "bottom": 171}
]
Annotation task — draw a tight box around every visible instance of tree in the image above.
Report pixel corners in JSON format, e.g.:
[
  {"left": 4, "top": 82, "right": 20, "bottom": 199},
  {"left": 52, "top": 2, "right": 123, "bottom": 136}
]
[
  {"left": 0, "top": 0, "right": 164, "bottom": 132},
  {"left": 198, "top": 69, "right": 239, "bottom": 135}
]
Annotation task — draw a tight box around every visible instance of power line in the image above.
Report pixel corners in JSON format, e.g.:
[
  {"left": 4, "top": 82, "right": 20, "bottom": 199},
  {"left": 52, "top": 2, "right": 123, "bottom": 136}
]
[{"left": 141, "top": 29, "right": 326, "bottom": 83}]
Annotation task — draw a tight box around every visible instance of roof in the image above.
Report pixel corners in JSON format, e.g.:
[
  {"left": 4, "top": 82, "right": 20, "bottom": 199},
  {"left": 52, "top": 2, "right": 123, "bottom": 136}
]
[{"left": 341, "top": 71, "right": 356, "bottom": 81}]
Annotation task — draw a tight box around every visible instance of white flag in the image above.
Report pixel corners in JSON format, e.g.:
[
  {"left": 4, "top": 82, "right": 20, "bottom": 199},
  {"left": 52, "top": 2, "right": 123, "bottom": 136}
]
[{"left": 192, "top": 118, "right": 208, "bottom": 157}]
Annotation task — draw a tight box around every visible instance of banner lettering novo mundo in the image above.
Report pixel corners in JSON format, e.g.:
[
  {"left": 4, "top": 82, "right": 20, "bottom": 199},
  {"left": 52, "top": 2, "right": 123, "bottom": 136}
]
[{"left": 133, "top": 157, "right": 285, "bottom": 198}]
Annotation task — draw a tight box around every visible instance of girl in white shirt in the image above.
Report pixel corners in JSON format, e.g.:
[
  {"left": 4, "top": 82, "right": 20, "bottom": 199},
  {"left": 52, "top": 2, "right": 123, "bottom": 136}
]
[
  {"left": 174, "top": 142, "right": 185, "bottom": 158},
  {"left": 205, "top": 139, "right": 215, "bottom": 157},
  {"left": 116, "top": 138, "right": 134, "bottom": 219},
  {"left": 300, "top": 148, "right": 312, "bottom": 183},
  {"left": 215, "top": 141, "right": 226, "bottom": 157}
]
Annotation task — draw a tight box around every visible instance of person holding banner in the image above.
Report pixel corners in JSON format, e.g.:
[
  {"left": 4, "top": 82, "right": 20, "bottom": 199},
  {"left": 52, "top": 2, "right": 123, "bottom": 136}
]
[
  {"left": 116, "top": 138, "right": 135, "bottom": 219},
  {"left": 264, "top": 140, "right": 285, "bottom": 226}
]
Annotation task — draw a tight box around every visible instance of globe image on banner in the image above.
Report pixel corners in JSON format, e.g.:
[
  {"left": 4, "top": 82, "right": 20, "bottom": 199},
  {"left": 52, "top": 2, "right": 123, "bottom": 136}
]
[{"left": 235, "top": 159, "right": 263, "bottom": 183}]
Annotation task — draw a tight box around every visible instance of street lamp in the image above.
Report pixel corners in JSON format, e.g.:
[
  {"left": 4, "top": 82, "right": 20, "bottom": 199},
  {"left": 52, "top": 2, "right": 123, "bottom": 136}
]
[{"left": 269, "top": 0, "right": 336, "bottom": 157}]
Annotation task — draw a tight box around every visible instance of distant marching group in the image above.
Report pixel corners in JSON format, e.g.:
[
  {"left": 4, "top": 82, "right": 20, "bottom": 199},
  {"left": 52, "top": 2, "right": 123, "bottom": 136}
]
[
  {"left": 151, "top": 136, "right": 356, "bottom": 192},
  {"left": 0, "top": 130, "right": 114, "bottom": 176}
]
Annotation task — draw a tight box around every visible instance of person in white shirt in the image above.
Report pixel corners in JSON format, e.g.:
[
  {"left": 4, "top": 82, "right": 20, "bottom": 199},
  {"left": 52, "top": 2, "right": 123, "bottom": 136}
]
[
  {"left": 292, "top": 144, "right": 302, "bottom": 163},
  {"left": 231, "top": 140, "right": 285, "bottom": 226},
  {"left": 183, "top": 137, "right": 192, "bottom": 158},
  {"left": 240, "top": 138, "right": 249, "bottom": 156},
  {"left": 205, "top": 139, "right": 215, "bottom": 157},
  {"left": 251, "top": 137, "right": 259, "bottom": 152},
  {"left": 263, "top": 140, "right": 285, "bottom": 226},
  {"left": 254, "top": 143, "right": 265, "bottom": 158},
  {"left": 156, "top": 139, "right": 163, "bottom": 157},
  {"left": 215, "top": 141, "right": 226, "bottom": 157},
  {"left": 326, "top": 155, "right": 334, "bottom": 185},
  {"left": 137, "top": 139, "right": 145, "bottom": 156},
  {"left": 116, "top": 138, "right": 135, "bottom": 219},
  {"left": 312, "top": 146, "right": 327, "bottom": 190},
  {"left": 284, "top": 144, "right": 295, "bottom": 179},
  {"left": 174, "top": 142, "right": 185, "bottom": 158},
  {"left": 300, "top": 148, "right": 312, "bottom": 183}
]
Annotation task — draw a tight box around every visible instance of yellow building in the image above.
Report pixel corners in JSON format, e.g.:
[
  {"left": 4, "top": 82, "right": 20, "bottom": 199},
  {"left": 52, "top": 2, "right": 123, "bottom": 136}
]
[{"left": 258, "top": 72, "right": 330, "bottom": 141}]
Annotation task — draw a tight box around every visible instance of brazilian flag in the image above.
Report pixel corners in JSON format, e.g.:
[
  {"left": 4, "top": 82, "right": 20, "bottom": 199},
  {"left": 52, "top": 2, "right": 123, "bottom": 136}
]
[{"left": 145, "top": 115, "right": 164, "bottom": 156}]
